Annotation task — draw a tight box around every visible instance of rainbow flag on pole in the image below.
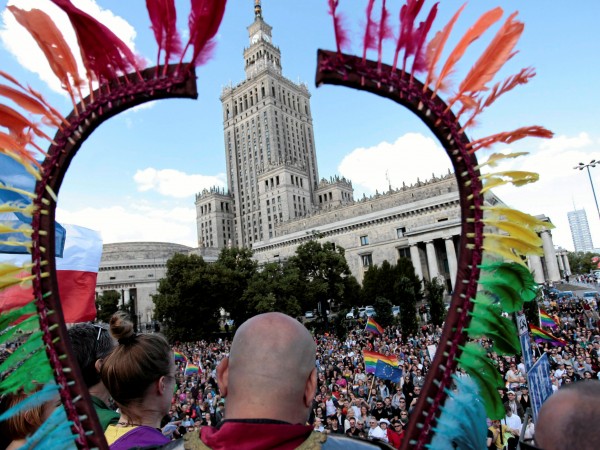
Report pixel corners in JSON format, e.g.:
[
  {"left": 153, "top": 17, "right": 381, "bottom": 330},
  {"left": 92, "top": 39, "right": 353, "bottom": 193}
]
[
  {"left": 174, "top": 351, "right": 187, "bottom": 362},
  {"left": 184, "top": 362, "right": 200, "bottom": 377},
  {"left": 365, "top": 317, "right": 384, "bottom": 335},
  {"left": 539, "top": 309, "right": 558, "bottom": 328},
  {"left": 363, "top": 350, "right": 399, "bottom": 374},
  {"left": 530, "top": 324, "right": 566, "bottom": 347}
]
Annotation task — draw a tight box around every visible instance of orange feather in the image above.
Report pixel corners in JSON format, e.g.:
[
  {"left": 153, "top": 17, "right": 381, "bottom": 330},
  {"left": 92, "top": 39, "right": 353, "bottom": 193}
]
[
  {"left": 453, "top": 12, "right": 524, "bottom": 108},
  {"left": 433, "top": 7, "right": 503, "bottom": 96},
  {"left": 467, "top": 126, "right": 554, "bottom": 153},
  {"left": 8, "top": 6, "right": 83, "bottom": 107},
  {"left": 0, "top": 84, "right": 61, "bottom": 128},
  {"left": 424, "top": 3, "right": 466, "bottom": 91}
]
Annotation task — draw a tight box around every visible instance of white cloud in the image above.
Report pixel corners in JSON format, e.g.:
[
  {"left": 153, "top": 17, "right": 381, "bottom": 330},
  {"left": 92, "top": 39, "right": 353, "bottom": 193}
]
[
  {"left": 338, "top": 133, "right": 452, "bottom": 195},
  {"left": 0, "top": 0, "right": 138, "bottom": 95},
  {"left": 56, "top": 204, "right": 197, "bottom": 247},
  {"left": 134, "top": 168, "right": 226, "bottom": 198}
]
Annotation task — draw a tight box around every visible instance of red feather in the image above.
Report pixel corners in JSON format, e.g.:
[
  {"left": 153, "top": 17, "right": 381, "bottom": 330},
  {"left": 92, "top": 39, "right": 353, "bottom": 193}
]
[
  {"left": 377, "top": 0, "right": 393, "bottom": 69},
  {"left": 51, "top": 0, "right": 143, "bottom": 83},
  {"left": 328, "top": 0, "right": 349, "bottom": 53},
  {"left": 186, "top": 0, "right": 227, "bottom": 67},
  {"left": 393, "top": 0, "right": 425, "bottom": 72},
  {"left": 145, "top": 0, "right": 182, "bottom": 65},
  {"left": 467, "top": 126, "right": 554, "bottom": 153},
  {"left": 362, "top": 0, "right": 378, "bottom": 63},
  {"left": 410, "top": 2, "right": 438, "bottom": 74}
]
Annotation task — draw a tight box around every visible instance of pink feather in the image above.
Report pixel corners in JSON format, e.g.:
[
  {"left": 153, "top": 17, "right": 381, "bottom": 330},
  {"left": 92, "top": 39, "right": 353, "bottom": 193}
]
[
  {"left": 328, "top": 0, "right": 350, "bottom": 53},
  {"left": 410, "top": 3, "right": 438, "bottom": 74},
  {"left": 377, "top": 0, "right": 393, "bottom": 68},
  {"left": 51, "top": 0, "right": 143, "bottom": 82},
  {"left": 186, "top": 0, "right": 227, "bottom": 67},
  {"left": 362, "top": 0, "right": 378, "bottom": 62},
  {"left": 393, "top": 0, "right": 425, "bottom": 71},
  {"left": 146, "top": 0, "right": 183, "bottom": 65}
]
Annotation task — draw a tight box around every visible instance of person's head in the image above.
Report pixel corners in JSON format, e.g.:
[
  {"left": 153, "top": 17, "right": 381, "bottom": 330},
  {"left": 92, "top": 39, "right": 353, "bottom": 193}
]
[
  {"left": 379, "top": 418, "right": 389, "bottom": 430},
  {"left": 216, "top": 312, "right": 316, "bottom": 424},
  {"left": 67, "top": 323, "right": 116, "bottom": 388},
  {"left": 368, "top": 416, "right": 378, "bottom": 429},
  {"left": 507, "top": 390, "right": 516, "bottom": 400},
  {"left": 100, "top": 312, "right": 174, "bottom": 423},
  {"left": 536, "top": 380, "right": 600, "bottom": 450},
  {"left": 393, "top": 420, "right": 403, "bottom": 433}
]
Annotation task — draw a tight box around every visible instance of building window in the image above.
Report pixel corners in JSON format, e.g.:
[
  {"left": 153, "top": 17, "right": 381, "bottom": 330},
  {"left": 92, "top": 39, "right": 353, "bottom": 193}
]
[
  {"left": 397, "top": 247, "right": 410, "bottom": 260},
  {"left": 396, "top": 227, "right": 406, "bottom": 238},
  {"left": 360, "top": 235, "right": 369, "bottom": 246},
  {"left": 361, "top": 254, "right": 373, "bottom": 268}
]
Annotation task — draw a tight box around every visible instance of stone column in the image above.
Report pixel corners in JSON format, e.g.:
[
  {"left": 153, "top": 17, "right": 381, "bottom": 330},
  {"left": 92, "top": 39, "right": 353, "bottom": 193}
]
[
  {"left": 444, "top": 236, "right": 458, "bottom": 291},
  {"left": 528, "top": 255, "right": 545, "bottom": 284},
  {"left": 563, "top": 253, "right": 571, "bottom": 276},
  {"left": 541, "top": 230, "right": 560, "bottom": 282},
  {"left": 556, "top": 252, "right": 565, "bottom": 275},
  {"left": 410, "top": 243, "right": 424, "bottom": 281},
  {"left": 425, "top": 240, "right": 439, "bottom": 281}
]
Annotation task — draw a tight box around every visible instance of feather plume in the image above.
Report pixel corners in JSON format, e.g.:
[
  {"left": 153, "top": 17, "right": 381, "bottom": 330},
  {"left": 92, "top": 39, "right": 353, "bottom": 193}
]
[
  {"left": 146, "top": 0, "right": 183, "bottom": 66},
  {"left": 362, "top": 0, "right": 378, "bottom": 63},
  {"left": 479, "top": 151, "right": 528, "bottom": 168},
  {"left": 8, "top": 6, "right": 83, "bottom": 105},
  {"left": 392, "top": 0, "right": 425, "bottom": 72},
  {"left": 51, "top": 0, "right": 143, "bottom": 83},
  {"left": 458, "top": 343, "right": 505, "bottom": 419},
  {"left": 452, "top": 13, "right": 523, "bottom": 109},
  {"left": 20, "top": 406, "right": 76, "bottom": 450},
  {"left": 410, "top": 3, "right": 438, "bottom": 74},
  {"left": 484, "top": 206, "right": 553, "bottom": 231},
  {"left": 483, "top": 219, "right": 543, "bottom": 246},
  {"left": 0, "top": 84, "right": 61, "bottom": 128},
  {"left": 0, "top": 382, "right": 59, "bottom": 422},
  {"left": 424, "top": 3, "right": 466, "bottom": 90},
  {"left": 185, "top": 0, "right": 227, "bottom": 67},
  {"left": 480, "top": 171, "right": 539, "bottom": 192},
  {"left": 376, "top": 0, "right": 393, "bottom": 69},
  {"left": 328, "top": 0, "right": 350, "bottom": 53},
  {"left": 468, "top": 126, "right": 554, "bottom": 152},
  {"left": 431, "top": 376, "right": 488, "bottom": 450},
  {"left": 0, "top": 104, "right": 51, "bottom": 142},
  {"left": 483, "top": 234, "right": 544, "bottom": 267},
  {"left": 433, "top": 7, "right": 503, "bottom": 96},
  {"left": 479, "top": 261, "right": 538, "bottom": 303}
]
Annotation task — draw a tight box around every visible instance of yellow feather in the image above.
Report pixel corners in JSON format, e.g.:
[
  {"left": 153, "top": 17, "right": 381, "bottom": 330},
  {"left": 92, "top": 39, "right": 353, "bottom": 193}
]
[
  {"left": 0, "top": 223, "right": 32, "bottom": 235},
  {"left": 483, "top": 220, "right": 543, "bottom": 246},
  {"left": 483, "top": 206, "right": 554, "bottom": 231},
  {"left": 482, "top": 240, "right": 528, "bottom": 266},
  {"left": 480, "top": 151, "right": 529, "bottom": 168},
  {"left": 484, "top": 234, "right": 545, "bottom": 256},
  {"left": 0, "top": 263, "right": 28, "bottom": 278},
  {"left": 480, "top": 171, "right": 539, "bottom": 192}
]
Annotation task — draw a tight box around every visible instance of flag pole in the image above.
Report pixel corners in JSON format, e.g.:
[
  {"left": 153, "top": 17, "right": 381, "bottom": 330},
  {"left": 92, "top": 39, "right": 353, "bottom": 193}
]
[{"left": 367, "top": 374, "right": 376, "bottom": 403}]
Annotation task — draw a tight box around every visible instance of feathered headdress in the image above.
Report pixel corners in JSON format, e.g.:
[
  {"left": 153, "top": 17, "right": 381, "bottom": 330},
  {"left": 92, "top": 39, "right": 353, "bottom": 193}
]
[
  {"left": 0, "top": 1, "right": 226, "bottom": 448},
  {"left": 320, "top": 1, "right": 551, "bottom": 449}
]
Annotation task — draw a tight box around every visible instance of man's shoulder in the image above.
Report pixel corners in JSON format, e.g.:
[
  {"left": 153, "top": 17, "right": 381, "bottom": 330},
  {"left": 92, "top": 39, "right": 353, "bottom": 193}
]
[{"left": 320, "top": 433, "right": 395, "bottom": 450}]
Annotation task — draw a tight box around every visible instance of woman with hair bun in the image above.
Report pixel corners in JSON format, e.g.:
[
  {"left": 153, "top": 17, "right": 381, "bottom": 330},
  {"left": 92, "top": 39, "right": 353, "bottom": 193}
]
[{"left": 101, "top": 312, "right": 175, "bottom": 449}]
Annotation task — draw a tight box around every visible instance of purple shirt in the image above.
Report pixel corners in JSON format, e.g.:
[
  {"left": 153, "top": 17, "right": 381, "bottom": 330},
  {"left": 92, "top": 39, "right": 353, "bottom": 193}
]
[{"left": 109, "top": 426, "right": 169, "bottom": 450}]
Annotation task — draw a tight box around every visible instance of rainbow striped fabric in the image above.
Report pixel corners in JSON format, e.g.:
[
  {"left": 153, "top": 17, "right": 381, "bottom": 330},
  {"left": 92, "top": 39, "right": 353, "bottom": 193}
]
[
  {"left": 539, "top": 309, "right": 558, "bottom": 328},
  {"left": 363, "top": 350, "right": 399, "bottom": 374},
  {"left": 530, "top": 324, "right": 566, "bottom": 347},
  {"left": 174, "top": 351, "right": 187, "bottom": 362},
  {"left": 365, "top": 317, "right": 384, "bottom": 335},
  {"left": 184, "top": 363, "right": 200, "bottom": 376}
]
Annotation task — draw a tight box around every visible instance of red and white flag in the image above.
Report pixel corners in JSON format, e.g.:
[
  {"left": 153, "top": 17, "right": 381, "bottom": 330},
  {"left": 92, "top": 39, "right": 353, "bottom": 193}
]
[{"left": 0, "top": 224, "right": 103, "bottom": 323}]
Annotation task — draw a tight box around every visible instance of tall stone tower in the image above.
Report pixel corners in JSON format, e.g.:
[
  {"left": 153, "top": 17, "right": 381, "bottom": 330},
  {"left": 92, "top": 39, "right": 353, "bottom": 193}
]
[{"left": 219, "top": 0, "right": 320, "bottom": 247}]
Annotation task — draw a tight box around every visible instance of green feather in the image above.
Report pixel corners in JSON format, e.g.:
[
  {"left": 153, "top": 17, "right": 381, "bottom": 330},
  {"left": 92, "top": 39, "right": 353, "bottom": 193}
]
[
  {"left": 479, "top": 261, "right": 537, "bottom": 302},
  {"left": 0, "top": 315, "right": 40, "bottom": 346},
  {"left": 478, "top": 279, "right": 524, "bottom": 312},
  {"left": 0, "top": 330, "right": 44, "bottom": 373},
  {"left": 468, "top": 297, "right": 520, "bottom": 354},
  {"left": 459, "top": 343, "right": 505, "bottom": 419},
  {"left": 0, "top": 301, "right": 37, "bottom": 330},
  {"left": 0, "top": 347, "right": 53, "bottom": 393}
]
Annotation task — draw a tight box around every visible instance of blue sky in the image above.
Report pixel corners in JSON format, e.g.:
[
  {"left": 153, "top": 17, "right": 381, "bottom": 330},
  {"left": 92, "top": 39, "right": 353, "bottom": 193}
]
[{"left": 1, "top": 0, "right": 600, "bottom": 253}]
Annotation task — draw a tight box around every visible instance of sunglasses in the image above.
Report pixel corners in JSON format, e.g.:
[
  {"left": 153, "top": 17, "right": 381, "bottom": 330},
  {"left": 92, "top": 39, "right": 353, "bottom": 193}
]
[{"left": 92, "top": 324, "right": 108, "bottom": 355}]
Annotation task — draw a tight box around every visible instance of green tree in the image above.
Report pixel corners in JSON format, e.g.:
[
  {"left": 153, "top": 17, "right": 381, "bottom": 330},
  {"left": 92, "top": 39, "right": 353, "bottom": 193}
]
[
  {"left": 567, "top": 251, "right": 600, "bottom": 275},
  {"left": 373, "top": 297, "right": 393, "bottom": 327},
  {"left": 395, "top": 258, "right": 422, "bottom": 336},
  {"left": 342, "top": 275, "right": 362, "bottom": 310},
  {"left": 153, "top": 253, "right": 221, "bottom": 342},
  {"left": 288, "top": 241, "right": 351, "bottom": 321},
  {"left": 242, "top": 261, "right": 302, "bottom": 318},
  {"left": 96, "top": 290, "right": 120, "bottom": 323},
  {"left": 424, "top": 277, "right": 446, "bottom": 326}
]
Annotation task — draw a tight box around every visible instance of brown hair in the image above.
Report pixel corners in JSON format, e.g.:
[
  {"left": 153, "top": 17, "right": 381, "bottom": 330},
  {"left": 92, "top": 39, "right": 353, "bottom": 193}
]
[
  {"left": 100, "top": 312, "right": 172, "bottom": 412},
  {"left": 0, "top": 390, "right": 46, "bottom": 445}
]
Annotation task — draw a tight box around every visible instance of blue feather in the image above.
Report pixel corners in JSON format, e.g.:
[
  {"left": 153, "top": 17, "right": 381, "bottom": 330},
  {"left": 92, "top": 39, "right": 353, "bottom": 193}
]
[
  {"left": 0, "top": 381, "right": 59, "bottom": 422},
  {"left": 429, "top": 376, "right": 488, "bottom": 450},
  {"left": 22, "top": 405, "right": 77, "bottom": 449}
]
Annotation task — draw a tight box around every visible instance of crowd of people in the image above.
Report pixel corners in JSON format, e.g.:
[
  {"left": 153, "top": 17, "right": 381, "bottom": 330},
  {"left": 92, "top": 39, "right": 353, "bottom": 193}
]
[{"left": 1, "top": 281, "right": 600, "bottom": 449}]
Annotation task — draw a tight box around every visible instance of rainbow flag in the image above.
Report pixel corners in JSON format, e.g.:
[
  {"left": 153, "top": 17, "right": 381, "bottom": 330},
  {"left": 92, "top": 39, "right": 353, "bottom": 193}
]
[
  {"left": 174, "top": 351, "right": 187, "bottom": 362},
  {"left": 530, "top": 324, "right": 566, "bottom": 347},
  {"left": 539, "top": 309, "right": 558, "bottom": 328},
  {"left": 363, "top": 350, "right": 399, "bottom": 374},
  {"left": 365, "top": 317, "right": 384, "bottom": 335},
  {"left": 184, "top": 363, "right": 200, "bottom": 376}
]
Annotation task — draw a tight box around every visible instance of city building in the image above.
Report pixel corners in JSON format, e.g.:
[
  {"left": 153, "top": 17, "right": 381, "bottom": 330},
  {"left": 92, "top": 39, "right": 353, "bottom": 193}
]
[{"left": 567, "top": 208, "right": 594, "bottom": 252}]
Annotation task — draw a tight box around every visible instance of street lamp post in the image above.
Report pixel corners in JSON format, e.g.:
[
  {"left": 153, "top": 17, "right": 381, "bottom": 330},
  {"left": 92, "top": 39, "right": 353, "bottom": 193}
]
[{"left": 574, "top": 160, "right": 600, "bottom": 221}]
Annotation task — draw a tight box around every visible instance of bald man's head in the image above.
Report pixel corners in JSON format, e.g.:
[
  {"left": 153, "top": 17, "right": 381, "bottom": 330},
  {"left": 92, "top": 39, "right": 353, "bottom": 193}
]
[
  {"left": 217, "top": 312, "right": 317, "bottom": 423},
  {"left": 536, "top": 380, "right": 600, "bottom": 450}
]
